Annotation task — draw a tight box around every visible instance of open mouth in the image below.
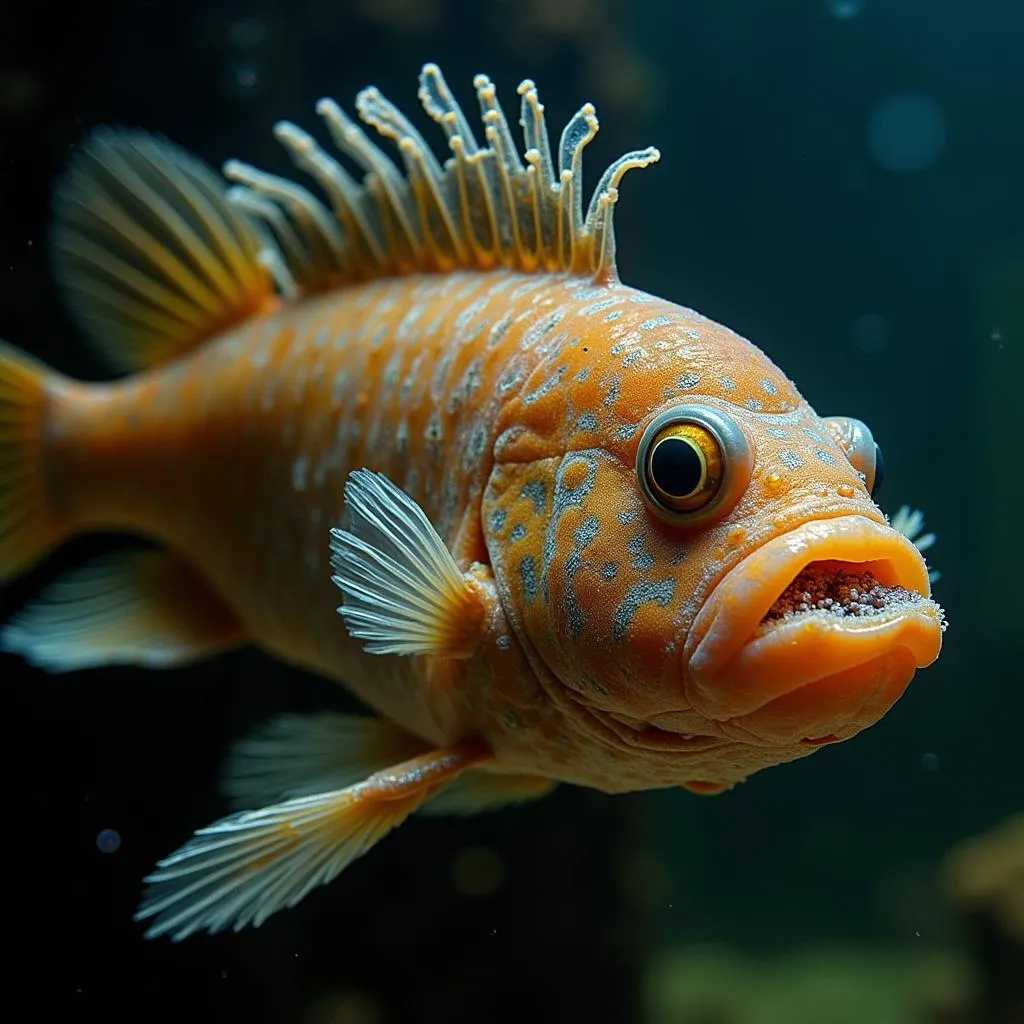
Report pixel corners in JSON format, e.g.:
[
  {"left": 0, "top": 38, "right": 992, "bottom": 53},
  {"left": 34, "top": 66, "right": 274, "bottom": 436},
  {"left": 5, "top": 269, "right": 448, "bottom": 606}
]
[
  {"left": 684, "top": 515, "right": 945, "bottom": 722},
  {"left": 757, "top": 561, "right": 928, "bottom": 635}
]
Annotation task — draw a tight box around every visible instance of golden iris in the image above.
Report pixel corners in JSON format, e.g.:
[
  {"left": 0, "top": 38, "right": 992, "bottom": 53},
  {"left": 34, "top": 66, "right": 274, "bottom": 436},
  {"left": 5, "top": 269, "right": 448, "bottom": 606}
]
[{"left": 645, "top": 423, "right": 724, "bottom": 511}]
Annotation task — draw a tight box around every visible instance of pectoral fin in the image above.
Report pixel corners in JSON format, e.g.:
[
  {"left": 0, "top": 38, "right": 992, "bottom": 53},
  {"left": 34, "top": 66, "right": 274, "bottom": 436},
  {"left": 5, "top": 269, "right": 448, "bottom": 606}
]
[
  {"left": 330, "top": 469, "right": 488, "bottom": 658},
  {"left": 0, "top": 549, "right": 245, "bottom": 672},
  {"left": 136, "top": 738, "right": 491, "bottom": 941}
]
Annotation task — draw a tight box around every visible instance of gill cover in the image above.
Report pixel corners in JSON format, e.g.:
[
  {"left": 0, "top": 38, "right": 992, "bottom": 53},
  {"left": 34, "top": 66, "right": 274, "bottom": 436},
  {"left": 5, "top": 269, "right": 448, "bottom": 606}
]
[{"left": 482, "top": 452, "right": 693, "bottom": 719}]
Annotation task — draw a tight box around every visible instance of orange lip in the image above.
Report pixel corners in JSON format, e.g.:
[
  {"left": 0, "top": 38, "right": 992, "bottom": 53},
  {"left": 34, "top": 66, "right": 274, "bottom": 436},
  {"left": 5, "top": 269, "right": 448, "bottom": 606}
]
[{"left": 684, "top": 515, "right": 944, "bottom": 721}]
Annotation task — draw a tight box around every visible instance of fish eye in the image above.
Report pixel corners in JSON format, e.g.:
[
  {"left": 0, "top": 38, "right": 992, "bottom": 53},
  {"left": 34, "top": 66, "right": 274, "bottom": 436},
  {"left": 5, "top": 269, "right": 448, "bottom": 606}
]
[
  {"left": 636, "top": 406, "right": 753, "bottom": 525},
  {"left": 821, "top": 416, "right": 883, "bottom": 497}
]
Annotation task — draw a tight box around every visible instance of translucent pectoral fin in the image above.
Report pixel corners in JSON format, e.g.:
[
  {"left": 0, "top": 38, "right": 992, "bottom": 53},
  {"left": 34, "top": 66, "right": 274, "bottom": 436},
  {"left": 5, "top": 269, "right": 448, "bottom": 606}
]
[
  {"left": 330, "top": 469, "right": 488, "bottom": 658},
  {"left": 0, "top": 549, "right": 245, "bottom": 672},
  {"left": 136, "top": 738, "right": 491, "bottom": 941}
]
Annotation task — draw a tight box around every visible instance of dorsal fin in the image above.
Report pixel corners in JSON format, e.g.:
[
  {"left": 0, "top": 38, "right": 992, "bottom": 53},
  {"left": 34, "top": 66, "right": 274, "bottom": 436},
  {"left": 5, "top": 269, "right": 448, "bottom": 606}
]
[
  {"left": 52, "top": 130, "right": 276, "bottom": 373},
  {"left": 223, "top": 63, "right": 660, "bottom": 292}
]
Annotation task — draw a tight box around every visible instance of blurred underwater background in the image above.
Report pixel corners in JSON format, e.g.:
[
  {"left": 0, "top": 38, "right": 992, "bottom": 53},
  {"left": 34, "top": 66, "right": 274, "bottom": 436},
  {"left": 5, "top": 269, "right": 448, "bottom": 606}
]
[{"left": 1, "top": 0, "right": 1021, "bottom": 1020}]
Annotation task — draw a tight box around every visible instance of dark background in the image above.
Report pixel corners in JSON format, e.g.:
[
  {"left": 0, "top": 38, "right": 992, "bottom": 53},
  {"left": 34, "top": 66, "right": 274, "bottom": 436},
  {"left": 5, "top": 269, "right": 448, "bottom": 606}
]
[{"left": 2, "top": 1, "right": 1021, "bottom": 1021}]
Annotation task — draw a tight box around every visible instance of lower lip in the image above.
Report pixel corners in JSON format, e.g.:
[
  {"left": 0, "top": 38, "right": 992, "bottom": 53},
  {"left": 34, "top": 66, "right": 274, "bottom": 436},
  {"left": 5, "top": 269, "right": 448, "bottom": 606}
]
[
  {"left": 683, "top": 515, "right": 942, "bottom": 720},
  {"left": 721, "top": 645, "right": 921, "bottom": 746},
  {"left": 692, "top": 604, "right": 941, "bottom": 720}
]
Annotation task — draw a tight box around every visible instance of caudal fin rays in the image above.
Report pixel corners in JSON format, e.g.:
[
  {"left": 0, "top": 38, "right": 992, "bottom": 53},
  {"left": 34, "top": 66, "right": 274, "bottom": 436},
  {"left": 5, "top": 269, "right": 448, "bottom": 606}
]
[{"left": 0, "top": 341, "right": 65, "bottom": 583}]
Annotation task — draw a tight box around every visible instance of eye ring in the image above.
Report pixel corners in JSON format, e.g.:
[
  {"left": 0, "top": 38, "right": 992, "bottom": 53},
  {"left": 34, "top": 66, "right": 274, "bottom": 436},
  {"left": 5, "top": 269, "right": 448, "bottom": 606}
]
[
  {"left": 635, "top": 405, "right": 753, "bottom": 526},
  {"left": 821, "top": 416, "right": 883, "bottom": 497}
]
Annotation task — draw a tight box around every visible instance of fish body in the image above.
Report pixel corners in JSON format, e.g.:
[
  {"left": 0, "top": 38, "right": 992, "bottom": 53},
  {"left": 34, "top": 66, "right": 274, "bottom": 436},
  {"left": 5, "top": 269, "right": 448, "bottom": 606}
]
[{"left": 0, "top": 64, "right": 944, "bottom": 938}]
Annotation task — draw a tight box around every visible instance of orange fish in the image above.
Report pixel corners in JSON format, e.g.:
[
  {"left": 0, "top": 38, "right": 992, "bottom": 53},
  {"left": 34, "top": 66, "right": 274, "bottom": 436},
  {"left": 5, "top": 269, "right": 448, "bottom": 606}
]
[{"left": 0, "top": 64, "right": 944, "bottom": 940}]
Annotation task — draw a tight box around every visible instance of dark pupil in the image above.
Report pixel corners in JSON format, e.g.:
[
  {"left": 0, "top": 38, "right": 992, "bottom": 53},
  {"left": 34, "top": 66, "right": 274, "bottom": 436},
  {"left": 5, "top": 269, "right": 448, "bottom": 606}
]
[
  {"left": 870, "top": 443, "right": 885, "bottom": 497},
  {"left": 651, "top": 437, "right": 703, "bottom": 498}
]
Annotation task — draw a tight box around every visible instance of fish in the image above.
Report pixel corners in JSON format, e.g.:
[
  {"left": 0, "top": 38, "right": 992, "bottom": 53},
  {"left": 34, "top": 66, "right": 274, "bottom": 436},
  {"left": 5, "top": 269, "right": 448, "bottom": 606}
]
[{"left": 0, "top": 63, "right": 945, "bottom": 941}]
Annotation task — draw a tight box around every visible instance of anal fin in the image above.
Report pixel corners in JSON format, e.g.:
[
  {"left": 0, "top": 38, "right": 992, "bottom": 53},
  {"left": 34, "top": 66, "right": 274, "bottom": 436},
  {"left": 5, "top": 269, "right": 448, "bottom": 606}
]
[{"left": 0, "top": 549, "right": 245, "bottom": 672}]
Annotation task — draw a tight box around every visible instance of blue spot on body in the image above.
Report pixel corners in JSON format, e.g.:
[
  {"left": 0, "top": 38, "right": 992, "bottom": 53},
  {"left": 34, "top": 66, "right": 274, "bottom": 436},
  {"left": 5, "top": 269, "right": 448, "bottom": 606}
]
[
  {"left": 520, "top": 481, "right": 547, "bottom": 514},
  {"left": 519, "top": 556, "right": 538, "bottom": 602}
]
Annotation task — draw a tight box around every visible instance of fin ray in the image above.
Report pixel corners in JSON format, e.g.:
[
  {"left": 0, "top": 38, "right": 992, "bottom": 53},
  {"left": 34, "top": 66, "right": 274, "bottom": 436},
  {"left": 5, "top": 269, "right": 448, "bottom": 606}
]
[
  {"left": 137, "top": 740, "right": 489, "bottom": 940},
  {"left": 222, "top": 710, "right": 554, "bottom": 819},
  {"left": 224, "top": 63, "right": 659, "bottom": 289},
  {"left": 330, "top": 469, "right": 485, "bottom": 658},
  {"left": 52, "top": 130, "right": 275, "bottom": 373},
  {"left": 1, "top": 549, "right": 245, "bottom": 671},
  {"left": 221, "top": 712, "right": 427, "bottom": 811},
  {"left": 0, "top": 342, "right": 64, "bottom": 581},
  {"left": 890, "top": 504, "right": 941, "bottom": 584}
]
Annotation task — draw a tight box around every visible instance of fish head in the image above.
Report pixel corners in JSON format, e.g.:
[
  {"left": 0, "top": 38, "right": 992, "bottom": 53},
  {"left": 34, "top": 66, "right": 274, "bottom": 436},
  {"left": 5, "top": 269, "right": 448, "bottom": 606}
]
[{"left": 481, "top": 290, "right": 944, "bottom": 790}]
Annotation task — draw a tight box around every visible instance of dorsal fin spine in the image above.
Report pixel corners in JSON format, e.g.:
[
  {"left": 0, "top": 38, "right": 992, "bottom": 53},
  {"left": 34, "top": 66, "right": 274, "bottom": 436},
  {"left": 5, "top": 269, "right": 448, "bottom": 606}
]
[{"left": 223, "top": 63, "right": 659, "bottom": 291}]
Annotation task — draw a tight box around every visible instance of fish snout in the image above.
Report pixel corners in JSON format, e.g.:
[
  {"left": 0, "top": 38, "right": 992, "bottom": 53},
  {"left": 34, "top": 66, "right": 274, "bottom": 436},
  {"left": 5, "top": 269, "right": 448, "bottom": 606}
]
[{"left": 681, "top": 515, "right": 945, "bottom": 744}]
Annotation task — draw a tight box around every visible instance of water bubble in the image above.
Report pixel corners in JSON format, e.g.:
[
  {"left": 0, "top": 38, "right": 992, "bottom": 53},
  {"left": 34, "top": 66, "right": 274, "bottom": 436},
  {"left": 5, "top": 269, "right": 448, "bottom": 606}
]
[
  {"left": 921, "top": 752, "right": 940, "bottom": 771},
  {"left": 224, "top": 58, "right": 266, "bottom": 100},
  {"left": 851, "top": 313, "right": 890, "bottom": 354},
  {"left": 96, "top": 828, "right": 121, "bottom": 853},
  {"left": 826, "top": 0, "right": 865, "bottom": 17},
  {"left": 234, "top": 63, "right": 259, "bottom": 89},
  {"left": 866, "top": 93, "right": 947, "bottom": 174}
]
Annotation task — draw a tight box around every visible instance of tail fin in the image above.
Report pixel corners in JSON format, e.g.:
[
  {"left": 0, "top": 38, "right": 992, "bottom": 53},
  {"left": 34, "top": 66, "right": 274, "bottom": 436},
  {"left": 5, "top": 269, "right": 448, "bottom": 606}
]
[{"left": 0, "top": 341, "right": 65, "bottom": 582}]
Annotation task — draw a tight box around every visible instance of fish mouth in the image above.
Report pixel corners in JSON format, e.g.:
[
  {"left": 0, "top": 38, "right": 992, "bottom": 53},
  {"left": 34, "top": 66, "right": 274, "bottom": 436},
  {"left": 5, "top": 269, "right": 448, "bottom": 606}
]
[{"left": 684, "top": 515, "right": 944, "bottom": 732}]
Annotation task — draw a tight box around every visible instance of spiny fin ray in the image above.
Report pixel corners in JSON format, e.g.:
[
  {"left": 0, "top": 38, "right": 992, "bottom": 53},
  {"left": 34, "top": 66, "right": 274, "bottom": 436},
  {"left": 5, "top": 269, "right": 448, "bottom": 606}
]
[{"left": 223, "top": 63, "right": 659, "bottom": 290}]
